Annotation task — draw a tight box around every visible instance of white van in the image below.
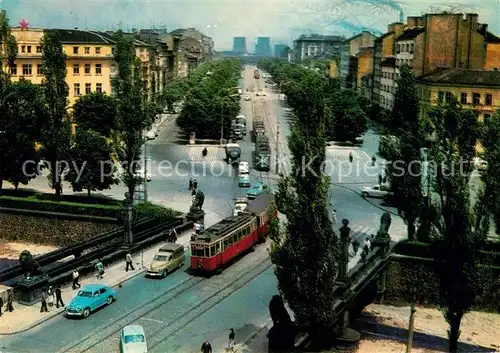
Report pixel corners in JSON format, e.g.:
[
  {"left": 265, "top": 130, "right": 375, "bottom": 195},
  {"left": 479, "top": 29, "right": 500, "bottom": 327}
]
[{"left": 239, "top": 161, "right": 249, "bottom": 174}]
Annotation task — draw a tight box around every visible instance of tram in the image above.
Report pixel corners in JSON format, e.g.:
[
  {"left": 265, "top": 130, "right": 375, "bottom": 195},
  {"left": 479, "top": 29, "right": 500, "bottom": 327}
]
[{"left": 190, "top": 194, "right": 276, "bottom": 274}]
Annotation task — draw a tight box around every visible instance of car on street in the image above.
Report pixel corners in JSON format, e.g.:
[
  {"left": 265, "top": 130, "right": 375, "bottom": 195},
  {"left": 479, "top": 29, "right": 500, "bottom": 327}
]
[
  {"left": 255, "top": 91, "right": 267, "bottom": 96},
  {"left": 120, "top": 325, "right": 148, "bottom": 353},
  {"left": 233, "top": 197, "right": 249, "bottom": 216},
  {"left": 65, "top": 284, "right": 117, "bottom": 318},
  {"left": 146, "top": 243, "right": 185, "bottom": 278},
  {"left": 239, "top": 173, "right": 251, "bottom": 187},
  {"left": 136, "top": 169, "right": 152, "bottom": 182},
  {"left": 247, "top": 182, "right": 271, "bottom": 199},
  {"left": 243, "top": 95, "right": 251, "bottom": 101},
  {"left": 361, "top": 184, "right": 392, "bottom": 198},
  {"left": 239, "top": 161, "right": 249, "bottom": 174}
]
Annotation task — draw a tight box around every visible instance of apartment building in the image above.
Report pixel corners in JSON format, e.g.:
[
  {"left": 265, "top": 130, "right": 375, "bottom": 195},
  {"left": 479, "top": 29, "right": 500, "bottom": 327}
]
[
  {"left": 339, "top": 31, "right": 377, "bottom": 88},
  {"left": 10, "top": 27, "right": 115, "bottom": 106},
  {"left": 379, "top": 57, "right": 397, "bottom": 111},
  {"left": 293, "top": 34, "right": 345, "bottom": 62}
]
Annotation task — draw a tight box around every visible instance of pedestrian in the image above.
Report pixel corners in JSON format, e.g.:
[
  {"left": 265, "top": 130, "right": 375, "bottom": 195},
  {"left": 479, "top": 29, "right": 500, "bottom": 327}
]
[
  {"left": 228, "top": 328, "right": 235, "bottom": 350},
  {"left": 201, "top": 340, "right": 212, "bottom": 353},
  {"left": 169, "top": 228, "right": 178, "bottom": 242},
  {"left": 193, "top": 179, "right": 198, "bottom": 190},
  {"left": 125, "top": 253, "right": 135, "bottom": 272},
  {"left": 364, "top": 237, "right": 371, "bottom": 252},
  {"left": 40, "top": 290, "right": 49, "bottom": 313},
  {"left": 382, "top": 175, "right": 387, "bottom": 184},
  {"left": 47, "top": 286, "right": 55, "bottom": 307},
  {"left": 189, "top": 178, "right": 193, "bottom": 190},
  {"left": 191, "top": 187, "right": 196, "bottom": 201},
  {"left": 55, "top": 284, "right": 64, "bottom": 308},
  {"left": 95, "top": 259, "right": 104, "bottom": 279},
  {"left": 349, "top": 152, "right": 353, "bottom": 163},
  {"left": 372, "top": 155, "right": 376, "bottom": 166},
  {"left": 6, "top": 292, "right": 13, "bottom": 312},
  {"left": 72, "top": 269, "right": 81, "bottom": 290},
  {"left": 194, "top": 222, "right": 201, "bottom": 235},
  {"left": 378, "top": 173, "right": 382, "bottom": 185},
  {"left": 0, "top": 295, "right": 3, "bottom": 317},
  {"left": 332, "top": 209, "right": 337, "bottom": 225}
]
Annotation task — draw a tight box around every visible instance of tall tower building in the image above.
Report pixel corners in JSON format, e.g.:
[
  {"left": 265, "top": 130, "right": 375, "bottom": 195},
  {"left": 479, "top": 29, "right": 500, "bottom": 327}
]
[
  {"left": 232, "top": 37, "right": 247, "bottom": 54},
  {"left": 255, "top": 37, "right": 272, "bottom": 56}
]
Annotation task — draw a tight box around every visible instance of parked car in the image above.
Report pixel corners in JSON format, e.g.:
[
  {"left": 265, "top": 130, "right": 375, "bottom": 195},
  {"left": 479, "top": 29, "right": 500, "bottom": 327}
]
[
  {"left": 65, "top": 284, "right": 117, "bottom": 318},
  {"left": 361, "top": 184, "right": 392, "bottom": 198},
  {"left": 239, "top": 161, "right": 249, "bottom": 174},
  {"left": 247, "top": 182, "right": 271, "bottom": 199},
  {"left": 239, "top": 173, "right": 251, "bottom": 187},
  {"left": 233, "top": 197, "right": 249, "bottom": 216},
  {"left": 120, "top": 325, "right": 148, "bottom": 353},
  {"left": 146, "top": 243, "right": 185, "bottom": 278},
  {"left": 255, "top": 91, "right": 267, "bottom": 97},
  {"left": 243, "top": 95, "right": 251, "bottom": 101}
]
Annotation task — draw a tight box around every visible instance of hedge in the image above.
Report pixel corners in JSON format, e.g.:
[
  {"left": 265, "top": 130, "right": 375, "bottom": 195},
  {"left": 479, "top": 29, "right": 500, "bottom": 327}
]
[
  {"left": 134, "top": 202, "right": 182, "bottom": 222},
  {"left": 0, "top": 195, "right": 122, "bottom": 218}
]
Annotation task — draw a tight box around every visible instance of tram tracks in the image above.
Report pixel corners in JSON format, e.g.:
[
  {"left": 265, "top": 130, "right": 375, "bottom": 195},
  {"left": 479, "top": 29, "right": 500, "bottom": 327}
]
[{"left": 59, "top": 247, "right": 273, "bottom": 353}]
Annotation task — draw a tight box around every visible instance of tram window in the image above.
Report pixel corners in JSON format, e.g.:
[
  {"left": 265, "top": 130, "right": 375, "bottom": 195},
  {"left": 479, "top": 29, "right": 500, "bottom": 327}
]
[
  {"left": 210, "top": 245, "right": 216, "bottom": 255},
  {"left": 224, "top": 237, "right": 231, "bottom": 248},
  {"left": 192, "top": 246, "right": 205, "bottom": 257},
  {"left": 204, "top": 247, "right": 210, "bottom": 257},
  {"left": 216, "top": 242, "right": 221, "bottom": 253}
]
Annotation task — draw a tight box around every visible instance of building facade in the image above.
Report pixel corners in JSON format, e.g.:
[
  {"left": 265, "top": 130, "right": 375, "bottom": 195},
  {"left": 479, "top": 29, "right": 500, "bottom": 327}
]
[
  {"left": 10, "top": 27, "right": 115, "bottom": 106},
  {"left": 416, "top": 68, "right": 500, "bottom": 124},
  {"left": 356, "top": 47, "right": 374, "bottom": 91},
  {"left": 255, "top": 37, "right": 272, "bottom": 56},
  {"left": 339, "top": 31, "right": 377, "bottom": 88},
  {"left": 380, "top": 57, "right": 397, "bottom": 111},
  {"left": 293, "top": 34, "right": 345, "bottom": 62},
  {"left": 233, "top": 37, "right": 247, "bottom": 54},
  {"left": 274, "top": 44, "right": 287, "bottom": 57}
]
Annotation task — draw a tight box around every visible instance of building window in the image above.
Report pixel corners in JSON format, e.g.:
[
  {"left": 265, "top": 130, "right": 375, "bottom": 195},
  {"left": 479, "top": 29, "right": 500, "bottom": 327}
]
[
  {"left": 27, "top": 46, "right": 31, "bottom": 53},
  {"left": 74, "top": 83, "right": 80, "bottom": 96},
  {"left": 85, "top": 83, "right": 91, "bottom": 94},
  {"left": 9, "top": 65, "right": 17, "bottom": 75},
  {"left": 438, "top": 91, "right": 445, "bottom": 102},
  {"left": 37, "top": 64, "right": 42, "bottom": 75},
  {"left": 472, "top": 93, "right": 480, "bottom": 105},
  {"left": 22, "top": 64, "right": 32, "bottom": 76},
  {"left": 85, "top": 64, "right": 91, "bottom": 74},
  {"left": 36, "top": 46, "right": 42, "bottom": 53},
  {"left": 485, "top": 93, "right": 492, "bottom": 106},
  {"left": 460, "top": 92, "right": 467, "bottom": 104},
  {"left": 84, "top": 47, "right": 90, "bottom": 54},
  {"left": 96, "top": 83, "right": 103, "bottom": 93},
  {"left": 409, "top": 43, "right": 414, "bottom": 53},
  {"left": 73, "top": 64, "right": 80, "bottom": 75},
  {"left": 95, "top": 64, "right": 102, "bottom": 75},
  {"left": 445, "top": 92, "right": 452, "bottom": 103},
  {"left": 73, "top": 46, "right": 79, "bottom": 54},
  {"left": 95, "top": 47, "right": 101, "bottom": 54},
  {"left": 484, "top": 114, "right": 491, "bottom": 124}
]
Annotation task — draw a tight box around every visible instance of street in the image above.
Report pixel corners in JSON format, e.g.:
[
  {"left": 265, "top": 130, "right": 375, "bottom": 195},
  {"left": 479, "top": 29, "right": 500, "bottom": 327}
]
[{"left": 0, "top": 65, "right": 408, "bottom": 353}]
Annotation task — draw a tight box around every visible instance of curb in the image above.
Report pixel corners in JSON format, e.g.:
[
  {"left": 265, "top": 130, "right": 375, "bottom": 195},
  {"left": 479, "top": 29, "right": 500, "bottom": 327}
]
[{"left": 0, "top": 255, "right": 154, "bottom": 335}]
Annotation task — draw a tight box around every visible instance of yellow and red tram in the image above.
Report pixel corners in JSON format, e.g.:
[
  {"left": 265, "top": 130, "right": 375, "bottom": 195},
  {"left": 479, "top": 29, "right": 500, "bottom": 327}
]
[{"left": 190, "top": 194, "right": 276, "bottom": 273}]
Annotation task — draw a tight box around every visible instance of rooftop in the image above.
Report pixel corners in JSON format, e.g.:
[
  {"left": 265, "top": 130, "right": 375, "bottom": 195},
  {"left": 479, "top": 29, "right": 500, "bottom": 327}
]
[
  {"left": 47, "top": 29, "right": 115, "bottom": 44},
  {"left": 374, "top": 31, "right": 394, "bottom": 42},
  {"left": 295, "top": 34, "right": 345, "bottom": 42},
  {"left": 418, "top": 67, "right": 500, "bottom": 86},
  {"left": 396, "top": 27, "right": 425, "bottom": 41},
  {"left": 345, "top": 31, "right": 377, "bottom": 43},
  {"left": 483, "top": 30, "right": 500, "bottom": 43},
  {"left": 355, "top": 47, "right": 374, "bottom": 57}
]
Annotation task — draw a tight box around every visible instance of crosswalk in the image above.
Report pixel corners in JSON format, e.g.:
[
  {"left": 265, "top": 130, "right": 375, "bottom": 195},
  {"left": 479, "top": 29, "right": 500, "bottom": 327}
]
[
  {"left": 185, "top": 146, "right": 226, "bottom": 163},
  {"left": 326, "top": 148, "right": 372, "bottom": 163}
]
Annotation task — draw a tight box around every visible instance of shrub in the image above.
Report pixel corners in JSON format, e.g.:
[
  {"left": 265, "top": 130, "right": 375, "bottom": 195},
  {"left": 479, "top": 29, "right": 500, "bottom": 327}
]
[{"left": 134, "top": 202, "right": 181, "bottom": 222}]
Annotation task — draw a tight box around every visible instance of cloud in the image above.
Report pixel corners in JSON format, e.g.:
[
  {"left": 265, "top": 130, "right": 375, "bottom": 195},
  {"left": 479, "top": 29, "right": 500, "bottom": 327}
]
[{"left": 1, "top": 0, "right": 498, "bottom": 50}]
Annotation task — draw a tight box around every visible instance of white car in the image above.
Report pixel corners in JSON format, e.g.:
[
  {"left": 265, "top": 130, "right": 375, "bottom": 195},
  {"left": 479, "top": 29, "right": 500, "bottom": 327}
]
[
  {"left": 238, "top": 161, "right": 249, "bottom": 174},
  {"left": 136, "top": 169, "right": 152, "bottom": 182},
  {"left": 243, "top": 95, "right": 251, "bottom": 101},
  {"left": 120, "top": 325, "right": 148, "bottom": 353},
  {"left": 361, "top": 184, "right": 392, "bottom": 198},
  {"left": 144, "top": 131, "right": 155, "bottom": 140},
  {"left": 255, "top": 91, "right": 267, "bottom": 96},
  {"left": 233, "top": 198, "right": 249, "bottom": 216}
]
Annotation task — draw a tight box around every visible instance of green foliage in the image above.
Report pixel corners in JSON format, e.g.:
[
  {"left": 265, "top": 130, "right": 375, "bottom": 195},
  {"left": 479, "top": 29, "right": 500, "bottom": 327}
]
[
  {"left": 112, "top": 31, "right": 157, "bottom": 195},
  {"left": 384, "top": 65, "right": 423, "bottom": 241},
  {"left": 0, "top": 79, "right": 46, "bottom": 189},
  {"left": 426, "top": 98, "right": 489, "bottom": 352},
  {"left": 73, "top": 93, "right": 118, "bottom": 137},
  {"left": 0, "top": 10, "right": 17, "bottom": 68},
  {"left": 40, "top": 29, "right": 71, "bottom": 197},
  {"left": 326, "top": 90, "right": 368, "bottom": 142},
  {"left": 65, "top": 130, "right": 119, "bottom": 196},
  {"left": 176, "top": 59, "right": 242, "bottom": 139},
  {"left": 134, "top": 201, "right": 181, "bottom": 222},
  {"left": 264, "top": 58, "right": 340, "bottom": 344},
  {"left": 161, "top": 81, "right": 185, "bottom": 111}
]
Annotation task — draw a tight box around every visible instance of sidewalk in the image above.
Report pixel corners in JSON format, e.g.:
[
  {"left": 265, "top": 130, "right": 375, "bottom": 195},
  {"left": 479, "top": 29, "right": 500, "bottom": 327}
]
[
  {"left": 237, "top": 320, "right": 272, "bottom": 353},
  {"left": 0, "top": 229, "right": 193, "bottom": 335}
]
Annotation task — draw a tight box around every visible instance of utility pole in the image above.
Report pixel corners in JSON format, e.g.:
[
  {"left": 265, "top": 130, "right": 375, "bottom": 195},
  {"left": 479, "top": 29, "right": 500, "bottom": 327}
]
[
  {"left": 406, "top": 303, "right": 416, "bottom": 353},
  {"left": 275, "top": 121, "right": 280, "bottom": 174},
  {"left": 143, "top": 142, "right": 148, "bottom": 202}
]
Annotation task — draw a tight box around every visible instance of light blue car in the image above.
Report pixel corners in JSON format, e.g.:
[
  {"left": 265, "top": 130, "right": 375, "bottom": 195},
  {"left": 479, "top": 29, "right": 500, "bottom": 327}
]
[
  {"left": 246, "top": 182, "right": 270, "bottom": 199},
  {"left": 239, "top": 174, "right": 251, "bottom": 187},
  {"left": 65, "top": 284, "right": 117, "bottom": 318}
]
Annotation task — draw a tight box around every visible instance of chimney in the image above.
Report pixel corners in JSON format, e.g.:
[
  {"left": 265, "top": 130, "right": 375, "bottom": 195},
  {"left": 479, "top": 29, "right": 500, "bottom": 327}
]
[
  {"left": 467, "top": 13, "right": 479, "bottom": 24},
  {"left": 387, "top": 22, "right": 404, "bottom": 33},
  {"left": 407, "top": 16, "right": 418, "bottom": 27}
]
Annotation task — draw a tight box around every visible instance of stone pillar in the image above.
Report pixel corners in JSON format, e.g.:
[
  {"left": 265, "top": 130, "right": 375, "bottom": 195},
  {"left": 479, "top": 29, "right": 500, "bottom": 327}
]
[{"left": 335, "top": 219, "right": 351, "bottom": 287}]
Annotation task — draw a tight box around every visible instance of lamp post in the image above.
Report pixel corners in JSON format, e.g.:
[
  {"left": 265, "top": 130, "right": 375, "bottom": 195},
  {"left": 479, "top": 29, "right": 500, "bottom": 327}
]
[
  {"left": 124, "top": 192, "right": 134, "bottom": 244},
  {"left": 143, "top": 142, "right": 148, "bottom": 202}
]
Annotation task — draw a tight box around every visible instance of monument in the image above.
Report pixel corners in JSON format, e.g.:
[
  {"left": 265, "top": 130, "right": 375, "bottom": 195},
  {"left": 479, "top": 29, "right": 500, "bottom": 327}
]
[
  {"left": 372, "top": 212, "right": 392, "bottom": 256},
  {"left": 186, "top": 189, "right": 206, "bottom": 224},
  {"left": 17, "top": 250, "right": 49, "bottom": 305},
  {"left": 267, "top": 294, "right": 296, "bottom": 352}
]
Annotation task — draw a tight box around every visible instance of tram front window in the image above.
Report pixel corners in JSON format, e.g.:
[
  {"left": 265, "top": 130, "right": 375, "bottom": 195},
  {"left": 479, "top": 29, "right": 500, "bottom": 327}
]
[{"left": 191, "top": 245, "right": 205, "bottom": 257}]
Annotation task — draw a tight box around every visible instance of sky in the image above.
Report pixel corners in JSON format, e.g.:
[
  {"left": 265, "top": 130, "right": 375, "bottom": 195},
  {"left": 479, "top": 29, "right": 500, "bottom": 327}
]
[{"left": 1, "top": 0, "right": 499, "bottom": 50}]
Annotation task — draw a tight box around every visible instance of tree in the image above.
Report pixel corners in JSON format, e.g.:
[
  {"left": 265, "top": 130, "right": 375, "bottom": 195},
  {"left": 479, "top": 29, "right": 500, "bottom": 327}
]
[
  {"left": 73, "top": 92, "right": 118, "bottom": 137},
  {"left": 426, "top": 98, "right": 488, "bottom": 352},
  {"left": 65, "top": 130, "right": 118, "bottom": 196},
  {"left": 39, "top": 29, "right": 72, "bottom": 197},
  {"left": 0, "top": 80, "right": 47, "bottom": 189},
  {"left": 161, "top": 82, "right": 185, "bottom": 112},
  {"left": 384, "top": 64, "right": 423, "bottom": 240},
  {"left": 113, "top": 31, "right": 157, "bottom": 195},
  {"left": 269, "top": 69, "right": 339, "bottom": 347}
]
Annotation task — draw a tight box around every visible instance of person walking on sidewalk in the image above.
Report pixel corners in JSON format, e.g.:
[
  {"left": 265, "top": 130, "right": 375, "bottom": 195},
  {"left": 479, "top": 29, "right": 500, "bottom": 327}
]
[
  {"left": 193, "top": 179, "right": 198, "bottom": 190},
  {"left": 227, "top": 328, "right": 235, "bottom": 351},
  {"left": 40, "top": 290, "right": 49, "bottom": 313},
  {"left": 125, "top": 253, "right": 135, "bottom": 272},
  {"left": 0, "top": 295, "right": 3, "bottom": 317},
  {"left": 332, "top": 209, "right": 338, "bottom": 225},
  {"left": 95, "top": 259, "right": 104, "bottom": 279},
  {"left": 201, "top": 341, "right": 212, "bottom": 353},
  {"left": 6, "top": 292, "right": 13, "bottom": 312},
  {"left": 55, "top": 284, "right": 64, "bottom": 308},
  {"left": 47, "top": 286, "right": 55, "bottom": 307},
  {"left": 72, "top": 270, "right": 81, "bottom": 290}
]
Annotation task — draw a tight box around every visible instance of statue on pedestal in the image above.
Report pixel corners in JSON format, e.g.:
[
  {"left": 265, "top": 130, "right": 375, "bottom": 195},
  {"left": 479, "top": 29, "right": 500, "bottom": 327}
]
[
  {"left": 19, "top": 250, "right": 42, "bottom": 279},
  {"left": 268, "top": 295, "right": 296, "bottom": 352},
  {"left": 187, "top": 190, "right": 206, "bottom": 223},
  {"left": 375, "top": 212, "right": 391, "bottom": 240}
]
